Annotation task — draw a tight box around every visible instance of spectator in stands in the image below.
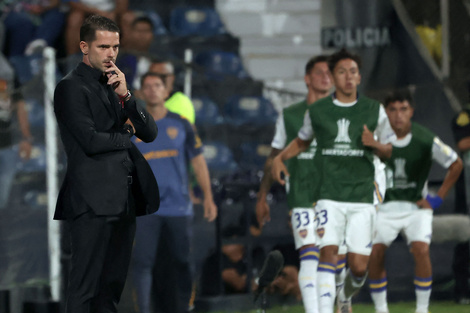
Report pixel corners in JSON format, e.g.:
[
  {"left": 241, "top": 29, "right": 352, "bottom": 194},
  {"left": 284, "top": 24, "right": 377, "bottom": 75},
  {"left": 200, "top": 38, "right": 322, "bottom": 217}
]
[
  {"left": 2, "top": 0, "right": 65, "bottom": 56},
  {"left": 64, "top": 0, "right": 128, "bottom": 55},
  {"left": 0, "top": 60, "right": 33, "bottom": 209},
  {"left": 116, "top": 16, "right": 154, "bottom": 96},
  {"left": 131, "top": 72, "right": 217, "bottom": 313},
  {"left": 149, "top": 59, "right": 196, "bottom": 124},
  {"left": 451, "top": 94, "right": 470, "bottom": 305}
]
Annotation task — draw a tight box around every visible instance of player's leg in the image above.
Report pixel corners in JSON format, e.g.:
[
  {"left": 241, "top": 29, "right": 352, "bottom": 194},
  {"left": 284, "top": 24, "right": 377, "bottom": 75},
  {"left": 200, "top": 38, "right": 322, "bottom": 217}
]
[
  {"left": 368, "top": 244, "right": 389, "bottom": 313},
  {"left": 292, "top": 208, "right": 319, "bottom": 313},
  {"left": 315, "top": 200, "right": 345, "bottom": 313},
  {"left": 132, "top": 215, "right": 163, "bottom": 313},
  {"left": 167, "top": 215, "right": 194, "bottom": 313},
  {"left": 336, "top": 203, "right": 376, "bottom": 312},
  {"left": 368, "top": 210, "right": 402, "bottom": 313},
  {"left": 406, "top": 209, "right": 433, "bottom": 313}
]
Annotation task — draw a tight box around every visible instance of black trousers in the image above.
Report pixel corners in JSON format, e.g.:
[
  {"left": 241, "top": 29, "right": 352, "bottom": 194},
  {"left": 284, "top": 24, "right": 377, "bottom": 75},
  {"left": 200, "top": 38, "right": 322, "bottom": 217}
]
[{"left": 65, "top": 208, "right": 136, "bottom": 313}]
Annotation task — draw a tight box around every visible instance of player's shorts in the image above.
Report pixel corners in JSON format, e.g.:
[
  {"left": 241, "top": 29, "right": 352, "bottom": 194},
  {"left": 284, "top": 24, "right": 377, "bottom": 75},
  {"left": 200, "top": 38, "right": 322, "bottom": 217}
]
[
  {"left": 373, "top": 201, "right": 433, "bottom": 246},
  {"left": 314, "top": 199, "right": 376, "bottom": 256},
  {"left": 291, "top": 208, "right": 317, "bottom": 250},
  {"left": 374, "top": 161, "right": 386, "bottom": 205}
]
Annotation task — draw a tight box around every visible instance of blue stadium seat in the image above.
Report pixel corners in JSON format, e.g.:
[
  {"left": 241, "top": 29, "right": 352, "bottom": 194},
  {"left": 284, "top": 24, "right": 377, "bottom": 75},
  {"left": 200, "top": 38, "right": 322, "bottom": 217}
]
[
  {"left": 146, "top": 11, "right": 168, "bottom": 36},
  {"left": 194, "top": 51, "right": 249, "bottom": 81},
  {"left": 223, "top": 96, "right": 277, "bottom": 126},
  {"left": 193, "top": 96, "right": 224, "bottom": 126},
  {"left": 16, "top": 144, "right": 47, "bottom": 173},
  {"left": 9, "top": 55, "right": 43, "bottom": 85},
  {"left": 25, "top": 99, "right": 45, "bottom": 130},
  {"left": 202, "top": 141, "right": 238, "bottom": 177},
  {"left": 170, "top": 6, "right": 226, "bottom": 36},
  {"left": 237, "top": 142, "right": 272, "bottom": 171},
  {"left": 10, "top": 54, "right": 63, "bottom": 85}
]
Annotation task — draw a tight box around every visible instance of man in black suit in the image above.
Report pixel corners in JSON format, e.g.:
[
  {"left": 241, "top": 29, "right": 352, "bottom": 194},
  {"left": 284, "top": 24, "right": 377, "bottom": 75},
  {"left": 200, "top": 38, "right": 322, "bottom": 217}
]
[{"left": 54, "top": 15, "right": 159, "bottom": 313}]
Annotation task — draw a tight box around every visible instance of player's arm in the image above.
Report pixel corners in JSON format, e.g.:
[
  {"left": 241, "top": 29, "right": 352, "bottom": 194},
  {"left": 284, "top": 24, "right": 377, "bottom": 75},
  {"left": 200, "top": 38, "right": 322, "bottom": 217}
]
[
  {"left": 417, "top": 137, "right": 463, "bottom": 209},
  {"left": 457, "top": 137, "right": 470, "bottom": 152},
  {"left": 191, "top": 154, "right": 217, "bottom": 222},
  {"left": 271, "top": 137, "right": 311, "bottom": 186},
  {"left": 256, "top": 148, "right": 281, "bottom": 227},
  {"left": 365, "top": 105, "right": 397, "bottom": 160},
  {"left": 362, "top": 125, "right": 393, "bottom": 160}
]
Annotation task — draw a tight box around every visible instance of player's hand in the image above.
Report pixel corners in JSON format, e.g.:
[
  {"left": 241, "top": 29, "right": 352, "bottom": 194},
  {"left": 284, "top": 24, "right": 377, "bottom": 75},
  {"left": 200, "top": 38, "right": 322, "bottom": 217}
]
[
  {"left": 416, "top": 198, "right": 432, "bottom": 209},
  {"left": 255, "top": 195, "right": 271, "bottom": 228},
  {"left": 203, "top": 197, "right": 217, "bottom": 222},
  {"left": 105, "top": 61, "right": 128, "bottom": 96},
  {"left": 362, "top": 125, "right": 376, "bottom": 148},
  {"left": 271, "top": 155, "right": 289, "bottom": 185}
]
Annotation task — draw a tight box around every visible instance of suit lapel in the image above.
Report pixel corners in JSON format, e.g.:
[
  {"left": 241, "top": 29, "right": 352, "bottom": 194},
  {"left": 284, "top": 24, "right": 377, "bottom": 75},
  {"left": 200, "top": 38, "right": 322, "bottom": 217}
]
[{"left": 76, "top": 70, "right": 115, "bottom": 119}]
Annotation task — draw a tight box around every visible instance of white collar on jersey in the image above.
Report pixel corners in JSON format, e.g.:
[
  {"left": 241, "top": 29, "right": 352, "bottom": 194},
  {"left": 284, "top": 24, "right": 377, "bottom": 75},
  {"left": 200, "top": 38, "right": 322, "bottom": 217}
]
[
  {"left": 392, "top": 132, "right": 412, "bottom": 147},
  {"left": 331, "top": 92, "right": 358, "bottom": 107}
]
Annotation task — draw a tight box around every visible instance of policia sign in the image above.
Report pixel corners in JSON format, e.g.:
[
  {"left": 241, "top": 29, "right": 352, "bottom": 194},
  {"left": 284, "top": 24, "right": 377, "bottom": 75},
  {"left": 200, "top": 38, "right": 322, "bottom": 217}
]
[{"left": 322, "top": 26, "right": 391, "bottom": 49}]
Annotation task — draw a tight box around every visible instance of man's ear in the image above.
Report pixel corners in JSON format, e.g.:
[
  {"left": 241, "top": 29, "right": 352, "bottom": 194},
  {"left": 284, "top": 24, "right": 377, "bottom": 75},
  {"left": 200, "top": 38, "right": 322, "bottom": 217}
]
[{"left": 80, "top": 41, "right": 88, "bottom": 55}]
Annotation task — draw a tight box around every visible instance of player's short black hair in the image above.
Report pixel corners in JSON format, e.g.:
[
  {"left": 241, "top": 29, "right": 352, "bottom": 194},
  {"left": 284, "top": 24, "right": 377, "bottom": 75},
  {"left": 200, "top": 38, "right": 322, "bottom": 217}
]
[
  {"left": 132, "top": 16, "right": 154, "bottom": 30},
  {"left": 80, "top": 15, "right": 120, "bottom": 43},
  {"left": 384, "top": 89, "right": 414, "bottom": 108},
  {"left": 305, "top": 55, "right": 329, "bottom": 75},
  {"left": 328, "top": 48, "right": 361, "bottom": 73},
  {"left": 140, "top": 72, "right": 167, "bottom": 88}
]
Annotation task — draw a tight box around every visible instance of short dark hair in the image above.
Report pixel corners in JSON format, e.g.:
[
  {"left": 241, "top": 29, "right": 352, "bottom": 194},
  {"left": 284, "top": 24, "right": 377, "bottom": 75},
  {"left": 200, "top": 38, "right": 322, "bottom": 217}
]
[
  {"left": 80, "top": 15, "right": 120, "bottom": 43},
  {"left": 384, "top": 89, "right": 414, "bottom": 108},
  {"left": 132, "top": 16, "right": 154, "bottom": 30},
  {"left": 305, "top": 55, "right": 329, "bottom": 75},
  {"left": 328, "top": 48, "right": 361, "bottom": 73},
  {"left": 141, "top": 72, "right": 167, "bottom": 88}
]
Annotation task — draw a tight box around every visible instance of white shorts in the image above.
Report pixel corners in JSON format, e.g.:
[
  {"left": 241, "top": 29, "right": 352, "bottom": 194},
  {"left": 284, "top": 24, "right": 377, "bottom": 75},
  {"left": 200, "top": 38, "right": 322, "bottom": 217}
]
[
  {"left": 373, "top": 202, "right": 433, "bottom": 246},
  {"left": 315, "top": 199, "right": 376, "bottom": 256},
  {"left": 374, "top": 160, "right": 386, "bottom": 205},
  {"left": 291, "top": 208, "right": 317, "bottom": 250}
]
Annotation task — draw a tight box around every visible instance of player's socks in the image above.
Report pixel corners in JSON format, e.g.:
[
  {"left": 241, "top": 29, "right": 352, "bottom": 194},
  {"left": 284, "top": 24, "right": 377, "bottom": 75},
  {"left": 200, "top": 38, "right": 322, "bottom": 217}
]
[
  {"left": 317, "top": 262, "right": 336, "bottom": 313},
  {"left": 335, "top": 258, "right": 347, "bottom": 287},
  {"left": 343, "top": 269, "right": 367, "bottom": 299},
  {"left": 369, "top": 277, "right": 389, "bottom": 313},
  {"left": 414, "top": 276, "right": 432, "bottom": 313},
  {"left": 299, "top": 246, "right": 320, "bottom": 313}
]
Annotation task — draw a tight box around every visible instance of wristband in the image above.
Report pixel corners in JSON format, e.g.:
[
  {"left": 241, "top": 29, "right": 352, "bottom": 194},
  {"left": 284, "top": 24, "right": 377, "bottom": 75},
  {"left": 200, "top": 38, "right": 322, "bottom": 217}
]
[
  {"left": 119, "top": 90, "right": 131, "bottom": 108},
  {"left": 426, "top": 194, "right": 443, "bottom": 210}
]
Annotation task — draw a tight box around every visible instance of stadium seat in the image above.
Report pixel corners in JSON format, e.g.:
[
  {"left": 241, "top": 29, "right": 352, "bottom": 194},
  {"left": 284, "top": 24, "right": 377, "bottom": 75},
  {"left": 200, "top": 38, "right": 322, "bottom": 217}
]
[
  {"left": 194, "top": 51, "right": 249, "bottom": 81},
  {"left": 25, "top": 99, "right": 45, "bottom": 131},
  {"left": 223, "top": 96, "right": 277, "bottom": 127},
  {"left": 146, "top": 11, "right": 168, "bottom": 36},
  {"left": 9, "top": 55, "right": 43, "bottom": 85},
  {"left": 237, "top": 142, "right": 271, "bottom": 171},
  {"left": 170, "top": 6, "right": 226, "bottom": 37},
  {"left": 202, "top": 141, "right": 238, "bottom": 178},
  {"left": 193, "top": 96, "right": 224, "bottom": 126}
]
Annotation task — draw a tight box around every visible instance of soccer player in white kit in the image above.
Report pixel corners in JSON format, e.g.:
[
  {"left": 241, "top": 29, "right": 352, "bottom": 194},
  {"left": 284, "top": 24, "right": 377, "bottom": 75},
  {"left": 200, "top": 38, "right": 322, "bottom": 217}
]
[
  {"left": 368, "top": 90, "right": 463, "bottom": 313},
  {"left": 272, "top": 49, "right": 396, "bottom": 313},
  {"left": 256, "top": 55, "right": 332, "bottom": 313}
]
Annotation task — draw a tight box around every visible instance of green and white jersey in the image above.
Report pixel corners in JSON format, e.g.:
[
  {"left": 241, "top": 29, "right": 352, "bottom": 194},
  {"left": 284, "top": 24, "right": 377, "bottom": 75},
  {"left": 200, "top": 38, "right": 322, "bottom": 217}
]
[
  {"left": 298, "top": 95, "right": 396, "bottom": 203},
  {"left": 383, "top": 122, "right": 458, "bottom": 205},
  {"left": 272, "top": 100, "right": 317, "bottom": 208}
]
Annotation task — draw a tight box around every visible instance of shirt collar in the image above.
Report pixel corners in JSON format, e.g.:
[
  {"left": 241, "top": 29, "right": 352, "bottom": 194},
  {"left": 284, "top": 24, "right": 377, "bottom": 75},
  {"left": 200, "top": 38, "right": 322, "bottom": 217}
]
[{"left": 78, "top": 62, "right": 107, "bottom": 84}]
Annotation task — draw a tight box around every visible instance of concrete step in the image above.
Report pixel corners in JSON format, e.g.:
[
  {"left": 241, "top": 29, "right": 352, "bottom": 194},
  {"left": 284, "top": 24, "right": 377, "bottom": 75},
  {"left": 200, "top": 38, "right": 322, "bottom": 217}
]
[
  {"left": 240, "top": 35, "right": 321, "bottom": 56},
  {"left": 220, "top": 12, "right": 322, "bottom": 37},
  {"left": 217, "top": 0, "right": 320, "bottom": 13},
  {"left": 265, "top": 78, "right": 308, "bottom": 94},
  {"left": 244, "top": 56, "right": 306, "bottom": 80}
]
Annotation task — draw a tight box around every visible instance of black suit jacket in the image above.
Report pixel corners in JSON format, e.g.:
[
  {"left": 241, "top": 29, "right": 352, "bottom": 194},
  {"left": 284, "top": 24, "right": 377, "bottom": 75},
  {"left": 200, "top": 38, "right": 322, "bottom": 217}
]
[{"left": 54, "top": 62, "right": 159, "bottom": 220}]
